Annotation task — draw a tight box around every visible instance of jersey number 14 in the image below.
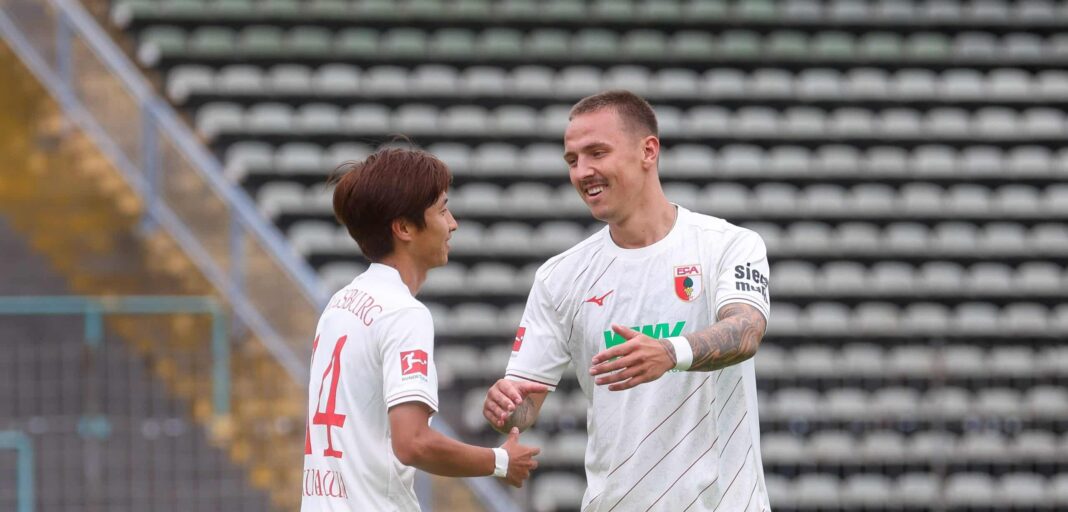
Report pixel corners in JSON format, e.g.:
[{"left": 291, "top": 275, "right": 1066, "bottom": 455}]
[{"left": 305, "top": 334, "right": 348, "bottom": 458}]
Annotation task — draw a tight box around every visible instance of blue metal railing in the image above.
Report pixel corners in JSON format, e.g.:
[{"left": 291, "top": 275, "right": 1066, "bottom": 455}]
[
  {"left": 0, "top": 430, "right": 35, "bottom": 512},
  {"left": 0, "top": 295, "right": 230, "bottom": 417},
  {"left": 0, "top": 0, "right": 322, "bottom": 384}
]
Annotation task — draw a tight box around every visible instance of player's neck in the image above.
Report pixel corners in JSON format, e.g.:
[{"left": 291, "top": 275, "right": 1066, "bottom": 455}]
[
  {"left": 608, "top": 197, "right": 677, "bottom": 249},
  {"left": 376, "top": 253, "right": 427, "bottom": 296}
]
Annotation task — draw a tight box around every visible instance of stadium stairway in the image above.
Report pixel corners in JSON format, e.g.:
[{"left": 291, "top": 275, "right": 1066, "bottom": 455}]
[{"left": 0, "top": 41, "right": 309, "bottom": 511}]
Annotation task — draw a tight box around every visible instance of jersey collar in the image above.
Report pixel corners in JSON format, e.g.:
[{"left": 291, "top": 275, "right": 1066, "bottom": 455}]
[
  {"left": 359, "top": 262, "right": 411, "bottom": 295},
  {"left": 601, "top": 204, "right": 688, "bottom": 260}
]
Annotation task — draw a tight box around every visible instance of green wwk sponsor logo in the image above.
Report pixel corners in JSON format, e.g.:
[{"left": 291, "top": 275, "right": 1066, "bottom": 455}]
[{"left": 603, "top": 321, "right": 686, "bottom": 349}]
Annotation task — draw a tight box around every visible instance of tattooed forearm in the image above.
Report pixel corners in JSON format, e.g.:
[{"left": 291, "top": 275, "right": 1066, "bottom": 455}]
[
  {"left": 501, "top": 397, "right": 538, "bottom": 432},
  {"left": 685, "top": 303, "right": 766, "bottom": 372}
]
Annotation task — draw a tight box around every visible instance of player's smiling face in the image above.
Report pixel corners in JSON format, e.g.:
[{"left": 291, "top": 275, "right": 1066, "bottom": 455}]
[
  {"left": 564, "top": 108, "right": 649, "bottom": 224},
  {"left": 412, "top": 192, "right": 457, "bottom": 268}
]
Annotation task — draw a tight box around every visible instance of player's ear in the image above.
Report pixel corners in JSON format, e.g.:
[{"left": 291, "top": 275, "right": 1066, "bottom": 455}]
[
  {"left": 641, "top": 135, "right": 660, "bottom": 169},
  {"left": 391, "top": 217, "right": 415, "bottom": 243}
]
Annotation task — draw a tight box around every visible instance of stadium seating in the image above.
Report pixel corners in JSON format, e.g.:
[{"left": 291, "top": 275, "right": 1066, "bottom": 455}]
[
  {"left": 109, "top": 0, "right": 1068, "bottom": 509},
  {"left": 0, "top": 230, "right": 269, "bottom": 511}
]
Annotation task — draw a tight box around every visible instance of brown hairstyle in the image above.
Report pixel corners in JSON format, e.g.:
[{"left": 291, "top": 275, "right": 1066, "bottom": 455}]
[
  {"left": 569, "top": 90, "right": 659, "bottom": 137},
  {"left": 331, "top": 147, "right": 451, "bottom": 261}
]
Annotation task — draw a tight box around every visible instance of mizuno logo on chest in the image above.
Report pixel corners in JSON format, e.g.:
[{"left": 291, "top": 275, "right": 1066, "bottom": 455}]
[{"left": 584, "top": 290, "right": 613, "bottom": 306}]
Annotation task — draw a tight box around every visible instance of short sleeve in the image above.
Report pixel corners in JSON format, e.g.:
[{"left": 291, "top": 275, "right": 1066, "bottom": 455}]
[
  {"left": 377, "top": 307, "right": 439, "bottom": 412},
  {"left": 504, "top": 275, "right": 571, "bottom": 392},
  {"left": 713, "top": 229, "right": 771, "bottom": 323}
]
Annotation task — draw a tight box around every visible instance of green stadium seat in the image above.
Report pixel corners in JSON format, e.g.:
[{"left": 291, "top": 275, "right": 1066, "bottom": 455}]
[
  {"left": 496, "top": 0, "right": 539, "bottom": 20},
  {"left": 167, "top": 0, "right": 209, "bottom": 18},
  {"left": 140, "top": 24, "right": 186, "bottom": 52},
  {"left": 592, "top": 0, "right": 635, "bottom": 22},
  {"left": 334, "top": 28, "right": 378, "bottom": 58},
  {"left": 671, "top": 31, "right": 716, "bottom": 60},
  {"left": 382, "top": 28, "right": 427, "bottom": 58},
  {"left": 907, "top": 32, "right": 951, "bottom": 60},
  {"left": 461, "top": 66, "right": 507, "bottom": 95},
  {"left": 875, "top": 0, "right": 915, "bottom": 20},
  {"left": 812, "top": 31, "right": 855, "bottom": 59},
  {"left": 719, "top": 30, "right": 761, "bottom": 59},
  {"left": 138, "top": 25, "right": 186, "bottom": 65},
  {"left": 573, "top": 29, "right": 619, "bottom": 59},
  {"left": 828, "top": 0, "right": 870, "bottom": 21},
  {"left": 239, "top": 26, "right": 285, "bottom": 56},
  {"left": 637, "top": 0, "right": 682, "bottom": 21},
  {"left": 860, "top": 32, "right": 904, "bottom": 60},
  {"left": 479, "top": 29, "right": 523, "bottom": 59},
  {"left": 406, "top": 0, "right": 446, "bottom": 19},
  {"left": 766, "top": 31, "right": 809, "bottom": 59},
  {"left": 784, "top": 0, "right": 824, "bottom": 19},
  {"left": 358, "top": 0, "right": 403, "bottom": 21},
  {"left": 543, "top": 0, "right": 586, "bottom": 21},
  {"left": 526, "top": 29, "right": 570, "bottom": 59},
  {"left": 287, "top": 26, "right": 332, "bottom": 57},
  {"left": 217, "top": 64, "right": 264, "bottom": 94},
  {"left": 260, "top": 0, "right": 301, "bottom": 18},
  {"left": 512, "top": 65, "right": 555, "bottom": 96},
  {"left": 622, "top": 30, "right": 668, "bottom": 60},
  {"left": 268, "top": 64, "right": 312, "bottom": 93},
  {"left": 362, "top": 66, "right": 408, "bottom": 95},
  {"left": 429, "top": 29, "right": 476, "bottom": 59},
  {"left": 411, "top": 64, "right": 459, "bottom": 94},
  {"left": 1051, "top": 34, "right": 1068, "bottom": 60},
  {"left": 213, "top": 0, "right": 256, "bottom": 19},
  {"left": 685, "top": 0, "right": 728, "bottom": 21},
  {"left": 737, "top": 0, "right": 779, "bottom": 20},
  {"left": 451, "top": 0, "right": 492, "bottom": 20},
  {"left": 306, "top": 0, "right": 350, "bottom": 19},
  {"left": 188, "top": 26, "right": 236, "bottom": 56},
  {"left": 314, "top": 64, "right": 360, "bottom": 94}
]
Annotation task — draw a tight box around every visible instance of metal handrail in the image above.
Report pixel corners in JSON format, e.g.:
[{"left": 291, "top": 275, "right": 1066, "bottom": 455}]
[
  {"left": 0, "top": 431, "right": 34, "bottom": 512},
  {"left": 52, "top": 0, "right": 324, "bottom": 307},
  {"left": 0, "top": 295, "right": 230, "bottom": 416},
  {"left": 0, "top": 0, "right": 313, "bottom": 383}
]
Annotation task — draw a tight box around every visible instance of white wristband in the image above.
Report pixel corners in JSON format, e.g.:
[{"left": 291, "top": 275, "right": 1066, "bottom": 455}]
[
  {"left": 666, "top": 336, "right": 693, "bottom": 371},
  {"left": 491, "top": 447, "right": 508, "bottom": 478}
]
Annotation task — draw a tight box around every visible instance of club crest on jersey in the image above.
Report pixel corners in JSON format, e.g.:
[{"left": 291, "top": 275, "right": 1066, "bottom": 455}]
[
  {"left": 674, "top": 264, "right": 702, "bottom": 302},
  {"left": 400, "top": 349, "right": 428, "bottom": 380}
]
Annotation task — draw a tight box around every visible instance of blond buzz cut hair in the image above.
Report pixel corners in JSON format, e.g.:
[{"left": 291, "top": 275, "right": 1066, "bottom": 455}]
[{"left": 569, "top": 90, "right": 659, "bottom": 138}]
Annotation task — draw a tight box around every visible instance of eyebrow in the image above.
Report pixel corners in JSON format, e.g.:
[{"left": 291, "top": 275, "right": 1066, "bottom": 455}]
[{"left": 563, "top": 140, "right": 611, "bottom": 160}]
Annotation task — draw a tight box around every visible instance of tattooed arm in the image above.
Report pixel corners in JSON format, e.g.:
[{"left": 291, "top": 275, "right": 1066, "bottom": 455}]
[
  {"left": 590, "top": 303, "right": 767, "bottom": 390},
  {"left": 483, "top": 379, "right": 549, "bottom": 434},
  {"left": 680, "top": 303, "right": 766, "bottom": 371}
]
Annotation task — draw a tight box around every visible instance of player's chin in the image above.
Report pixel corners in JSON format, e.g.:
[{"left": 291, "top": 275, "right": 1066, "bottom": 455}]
[{"left": 587, "top": 205, "right": 613, "bottom": 222}]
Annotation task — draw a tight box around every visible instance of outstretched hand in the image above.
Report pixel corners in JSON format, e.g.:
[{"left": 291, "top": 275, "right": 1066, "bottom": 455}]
[
  {"left": 589, "top": 324, "right": 677, "bottom": 391},
  {"left": 499, "top": 427, "right": 540, "bottom": 487}
]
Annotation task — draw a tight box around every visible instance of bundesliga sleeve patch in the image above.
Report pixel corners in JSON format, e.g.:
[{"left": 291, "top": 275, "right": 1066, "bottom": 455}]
[
  {"left": 674, "top": 264, "right": 703, "bottom": 302},
  {"left": 512, "top": 327, "right": 526, "bottom": 352},
  {"left": 400, "top": 349, "right": 428, "bottom": 379}
]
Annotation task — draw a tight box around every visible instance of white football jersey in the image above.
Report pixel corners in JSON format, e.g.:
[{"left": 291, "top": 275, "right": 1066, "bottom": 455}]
[
  {"left": 506, "top": 206, "right": 772, "bottom": 511},
  {"left": 302, "top": 263, "right": 439, "bottom": 512}
]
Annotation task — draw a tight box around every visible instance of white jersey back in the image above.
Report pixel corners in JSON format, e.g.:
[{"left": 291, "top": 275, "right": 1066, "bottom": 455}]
[
  {"left": 506, "top": 206, "right": 772, "bottom": 511},
  {"left": 301, "top": 264, "right": 439, "bottom": 512}
]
